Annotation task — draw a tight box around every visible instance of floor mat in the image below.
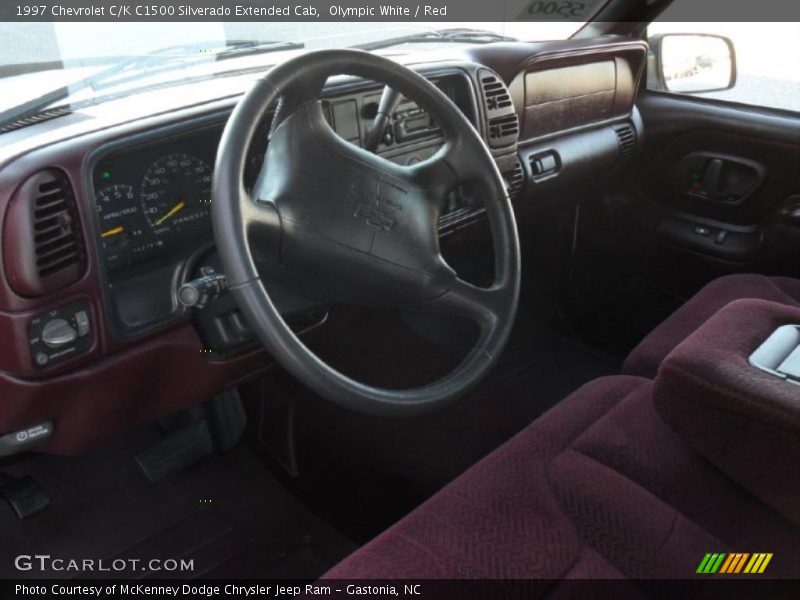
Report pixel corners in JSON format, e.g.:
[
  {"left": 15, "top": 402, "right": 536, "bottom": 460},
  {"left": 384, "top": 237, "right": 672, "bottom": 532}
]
[
  {"left": 1, "top": 426, "right": 355, "bottom": 580},
  {"left": 493, "top": 309, "right": 622, "bottom": 404},
  {"left": 272, "top": 303, "right": 622, "bottom": 543}
]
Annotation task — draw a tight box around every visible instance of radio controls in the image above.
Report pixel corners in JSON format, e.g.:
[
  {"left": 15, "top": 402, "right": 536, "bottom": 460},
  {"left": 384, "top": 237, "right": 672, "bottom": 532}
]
[{"left": 41, "top": 318, "right": 78, "bottom": 349}]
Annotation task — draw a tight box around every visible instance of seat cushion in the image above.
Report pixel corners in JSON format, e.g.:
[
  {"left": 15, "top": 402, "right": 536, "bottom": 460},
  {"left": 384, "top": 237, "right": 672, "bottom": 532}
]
[
  {"left": 323, "top": 376, "right": 800, "bottom": 581},
  {"left": 623, "top": 274, "right": 800, "bottom": 379}
]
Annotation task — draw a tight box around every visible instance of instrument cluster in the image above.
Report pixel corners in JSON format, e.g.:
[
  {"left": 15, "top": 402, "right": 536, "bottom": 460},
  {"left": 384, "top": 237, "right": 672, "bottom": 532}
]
[
  {"left": 92, "top": 129, "right": 222, "bottom": 271},
  {"left": 91, "top": 74, "right": 469, "bottom": 274}
]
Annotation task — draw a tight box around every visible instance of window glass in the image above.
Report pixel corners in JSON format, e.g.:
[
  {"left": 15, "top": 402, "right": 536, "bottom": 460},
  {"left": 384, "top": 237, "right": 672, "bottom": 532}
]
[{"left": 647, "top": 22, "right": 800, "bottom": 112}]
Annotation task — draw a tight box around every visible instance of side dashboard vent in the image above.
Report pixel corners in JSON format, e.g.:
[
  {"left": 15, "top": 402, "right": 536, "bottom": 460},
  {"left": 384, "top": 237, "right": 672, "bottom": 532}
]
[
  {"left": 33, "top": 175, "right": 82, "bottom": 277},
  {"left": 613, "top": 122, "right": 637, "bottom": 163},
  {"left": 504, "top": 159, "right": 525, "bottom": 199},
  {"left": 3, "top": 169, "right": 85, "bottom": 296},
  {"left": 480, "top": 74, "right": 513, "bottom": 112}
]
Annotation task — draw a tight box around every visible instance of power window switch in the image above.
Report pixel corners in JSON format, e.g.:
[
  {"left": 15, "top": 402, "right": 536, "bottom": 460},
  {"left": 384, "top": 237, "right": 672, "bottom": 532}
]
[{"left": 75, "top": 311, "right": 90, "bottom": 337}]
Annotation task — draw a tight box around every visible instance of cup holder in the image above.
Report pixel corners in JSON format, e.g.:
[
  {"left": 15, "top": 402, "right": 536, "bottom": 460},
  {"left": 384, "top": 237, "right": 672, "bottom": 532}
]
[{"left": 749, "top": 324, "right": 800, "bottom": 384}]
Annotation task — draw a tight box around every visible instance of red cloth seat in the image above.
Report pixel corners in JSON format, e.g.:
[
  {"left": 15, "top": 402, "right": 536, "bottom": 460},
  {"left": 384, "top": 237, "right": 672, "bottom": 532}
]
[
  {"left": 323, "top": 375, "right": 800, "bottom": 580},
  {"left": 623, "top": 275, "right": 800, "bottom": 378}
]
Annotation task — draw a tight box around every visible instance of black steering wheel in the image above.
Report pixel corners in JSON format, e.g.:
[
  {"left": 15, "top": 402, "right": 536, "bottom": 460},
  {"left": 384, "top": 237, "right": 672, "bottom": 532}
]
[{"left": 212, "top": 49, "right": 520, "bottom": 416}]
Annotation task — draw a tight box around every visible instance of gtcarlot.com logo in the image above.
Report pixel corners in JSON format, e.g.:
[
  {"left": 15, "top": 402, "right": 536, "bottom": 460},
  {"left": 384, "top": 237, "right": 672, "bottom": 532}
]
[{"left": 14, "top": 554, "right": 195, "bottom": 573}]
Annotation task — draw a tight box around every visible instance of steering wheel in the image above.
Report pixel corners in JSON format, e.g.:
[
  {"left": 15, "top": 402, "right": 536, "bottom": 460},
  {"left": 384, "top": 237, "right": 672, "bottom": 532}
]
[{"left": 212, "top": 49, "right": 520, "bottom": 416}]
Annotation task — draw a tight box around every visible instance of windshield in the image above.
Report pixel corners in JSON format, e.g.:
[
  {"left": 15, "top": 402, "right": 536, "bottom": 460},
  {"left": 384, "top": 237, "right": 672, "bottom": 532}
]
[{"left": 0, "top": 21, "right": 583, "bottom": 114}]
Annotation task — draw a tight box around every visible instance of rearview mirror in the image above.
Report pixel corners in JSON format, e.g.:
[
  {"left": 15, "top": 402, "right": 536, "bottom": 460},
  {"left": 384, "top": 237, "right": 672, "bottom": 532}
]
[{"left": 649, "top": 34, "right": 737, "bottom": 94}]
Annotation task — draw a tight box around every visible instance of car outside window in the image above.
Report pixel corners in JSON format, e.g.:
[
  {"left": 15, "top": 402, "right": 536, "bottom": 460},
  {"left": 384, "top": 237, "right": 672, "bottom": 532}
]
[
  {"left": 647, "top": 21, "right": 800, "bottom": 113},
  {"left": 0, "top": 21, "right": 583, "bottom": 114}
]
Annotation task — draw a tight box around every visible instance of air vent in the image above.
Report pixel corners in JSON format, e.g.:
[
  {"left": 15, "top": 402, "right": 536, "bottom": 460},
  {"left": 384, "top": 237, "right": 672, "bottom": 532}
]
[
  {"left": 33, "top": 176, "right": 82, "bottom": 277},
  {"left": 613, "top": 123, "right": 637, "bottom": 163},
  {"left": 3, "top": 169, "right": 85, "bottom": 296},
  {"left": 489, "top": 115, "right": 520, "bottom": 141},
  {"left": 480, "top": 73, "right": 513, "bottom": 112},
  {"left": 503, "top": 159, "right": 525, "bottom": 199}
]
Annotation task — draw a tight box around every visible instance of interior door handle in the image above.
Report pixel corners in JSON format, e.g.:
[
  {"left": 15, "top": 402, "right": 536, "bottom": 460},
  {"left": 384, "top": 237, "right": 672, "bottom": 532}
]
[
  {"left": 704, "top": 158, "right": 724, "bottom": 200},
  {"left": 779, "top": 195, "right": 800, "bottom": 225},
  {"left": 669, "top": 152, "right": 766, "bottom": 205}
]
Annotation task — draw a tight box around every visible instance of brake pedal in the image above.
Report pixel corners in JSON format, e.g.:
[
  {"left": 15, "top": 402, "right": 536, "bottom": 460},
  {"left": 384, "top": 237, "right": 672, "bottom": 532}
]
[
  {"left": 135, "top": 420, "right": 215, "bottom": 483},
  {"left": 0, "top": 474, "right": 50, "bottom": 519},
  {"left": 206, "top": 389, "right": 247, "bottom": 452}
]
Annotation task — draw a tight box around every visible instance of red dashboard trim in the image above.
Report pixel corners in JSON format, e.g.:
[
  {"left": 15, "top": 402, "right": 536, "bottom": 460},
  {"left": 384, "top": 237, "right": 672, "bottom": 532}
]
[{"left": 0, "top": 323, "right": 273, "bottom": 454}]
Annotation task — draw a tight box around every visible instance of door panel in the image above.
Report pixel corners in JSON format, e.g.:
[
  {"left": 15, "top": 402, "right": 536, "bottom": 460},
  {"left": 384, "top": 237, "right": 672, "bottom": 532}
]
[
  {"left": 565, "top": 92, "right": 800, "bottom": 352},
  {"left": 638, "top": 94, "right": 800, "bottom": 225}
]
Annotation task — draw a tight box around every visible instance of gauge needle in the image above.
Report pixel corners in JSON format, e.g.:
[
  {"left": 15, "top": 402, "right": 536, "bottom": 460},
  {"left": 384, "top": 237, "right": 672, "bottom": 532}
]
[
  {"left": 101, "top": 226, "right": 124, "bottom": 238},
  {"left": 155, "top": 201, "right": 185, "bottom": 226}
]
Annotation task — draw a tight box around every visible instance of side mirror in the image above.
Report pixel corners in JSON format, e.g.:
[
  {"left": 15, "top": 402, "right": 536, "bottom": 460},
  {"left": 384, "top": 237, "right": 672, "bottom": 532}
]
[{"left": 648, "top": 34, "right": 737, "bottom": 94}]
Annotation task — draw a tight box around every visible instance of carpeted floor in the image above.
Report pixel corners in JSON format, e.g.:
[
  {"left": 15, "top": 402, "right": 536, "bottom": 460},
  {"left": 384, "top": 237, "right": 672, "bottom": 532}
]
[
  {"left": 1, "top": 426, "right": 355, "bottom": 580},
  {"left": 0, "top": 274, "right": 623, "bottom": 570},
  {"left": 271, "top": 299, "right": 622, "bottom": 543}
]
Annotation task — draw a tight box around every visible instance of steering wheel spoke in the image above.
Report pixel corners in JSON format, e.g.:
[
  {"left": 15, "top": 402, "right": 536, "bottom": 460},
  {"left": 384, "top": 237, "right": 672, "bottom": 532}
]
[
  {"left": 398, "top": 151, "right": 459, "bottom": 211},
  {"left": 427, "top": 277, "right": 510, "bottom": 331},
  {"left": 243, "top": 194, "right": 279, "bottom": 231}
]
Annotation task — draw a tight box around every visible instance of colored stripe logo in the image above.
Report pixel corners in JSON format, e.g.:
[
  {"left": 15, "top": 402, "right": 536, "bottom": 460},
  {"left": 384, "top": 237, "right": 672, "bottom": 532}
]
[{"left": 697, "top": 553, "right": 773, "bottom": 574}]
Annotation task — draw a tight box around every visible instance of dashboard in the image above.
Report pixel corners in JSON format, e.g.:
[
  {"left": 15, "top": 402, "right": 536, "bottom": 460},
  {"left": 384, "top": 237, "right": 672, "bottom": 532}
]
[
  {"left": 86, "top": 71, "right": 489, "bottom": 340},
  {"left": 0, "top": 39, "right": 647, "bottom": 454},
  {"left": 89, "top": 75, "right": 470, "bottom": 275}
]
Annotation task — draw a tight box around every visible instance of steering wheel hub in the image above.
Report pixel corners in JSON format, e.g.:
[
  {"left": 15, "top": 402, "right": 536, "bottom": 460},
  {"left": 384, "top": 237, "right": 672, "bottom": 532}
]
[{"left": 258, "top": 101, "right": 455, "bottom": 307}]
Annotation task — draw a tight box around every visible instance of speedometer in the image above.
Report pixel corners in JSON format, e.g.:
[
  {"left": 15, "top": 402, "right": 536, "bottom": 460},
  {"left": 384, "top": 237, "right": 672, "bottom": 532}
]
[{"left": 140, "top": 153, "right": 212, "bottom": 236}]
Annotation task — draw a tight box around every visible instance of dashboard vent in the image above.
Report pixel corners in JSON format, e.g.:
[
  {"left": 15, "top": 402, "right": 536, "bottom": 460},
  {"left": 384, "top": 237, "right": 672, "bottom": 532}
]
[
  {"left": 504, "top": 159, "right": 525, "bottom": 199},
  {"left": 2, "top": 169, "right": 85, "bottom": 296},
  {"left": 613, "top": 123, "right": 637, "bottom": 163},
  {"left": 488, "top": 115, "right": 520, "bottom": 142},
  {"left": 33, "top": 175, "right": 82, "bottom": 277},
  {"left": 480, "top": 74, "right": 513, "bottom": 112}
]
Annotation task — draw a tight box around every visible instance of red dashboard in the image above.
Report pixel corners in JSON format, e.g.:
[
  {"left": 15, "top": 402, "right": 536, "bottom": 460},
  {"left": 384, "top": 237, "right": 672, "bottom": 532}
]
[{"left": 0, "top": 39, "right": 647, "bottom": 454}]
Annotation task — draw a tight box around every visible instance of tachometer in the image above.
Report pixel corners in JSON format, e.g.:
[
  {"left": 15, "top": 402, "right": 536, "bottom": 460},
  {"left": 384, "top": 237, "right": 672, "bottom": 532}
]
[
  {"left": 96, "top": 184, "right": 145, "bottom": 268},
  {"left": 140, "top": 153, "right": 212, "bottom": 235}
]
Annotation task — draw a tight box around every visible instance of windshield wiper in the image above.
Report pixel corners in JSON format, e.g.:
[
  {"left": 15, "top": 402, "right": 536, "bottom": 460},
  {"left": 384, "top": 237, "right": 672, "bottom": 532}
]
[
  {"left": 0, "top": 39, "right": 304, "bottom": 133},
  {"left": 351, "top": 28, "right": 516, "bottom": 52},
  {"left": 88, "top": 40, "right": 304, "bottom": 91}
]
